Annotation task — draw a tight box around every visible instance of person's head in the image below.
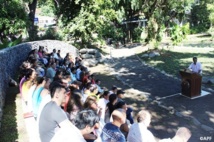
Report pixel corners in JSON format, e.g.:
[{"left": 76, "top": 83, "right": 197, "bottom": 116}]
[
  {"left": 115, "top": 101, "right": 127, "bottom": 111},
  {"left": 112, "top": 108, "right": 126, "bottom": 125},
  {"left": 193, "top": 57, "right": 197, "bottom": 64},
  {"left": 50, "top": 62, "right": 56, "bottom": 69},
  {"left": 54, "top": 70, "right": 64, "bottom": 80},
  {"left": 103, "top": 91, "right": 110, "bottom": 100},
  {"left": 68, "top": 62, "right": 74, "bottom": 68},
  {"left": 25, "top": 68, "right": 37, "bottom": 81},
  {"left": 71, "top": 67, "right": 76, "bottom": 73},
  {"left": 67, "top": 93, "right": 83, "bottom": 113},
  {"left": 173, "top": 127, "right": 191, "bottom": 142},
  {"left": 49, "top": 81, "right": 67, "bottom": 105},
  {"left": 111, "top": 86, "right": 118, "bottom": 94},
  {"left": 29, "top": 58, "right": 38, "bottom": 68},
  {"left": 137, "top": 110, "right": 151, "bottom": 127},
  {"left": 109, "top": 94, "right": 118, "bottom": 105},
  {"left": 84, "top": 96, "right": 98, "bottom": 111},
  {"left": 36, "top": 77, "right": 45, "bottom": 86},
  {"left": 53, "top": 49, "right": 56, "bottom": 53},
  {"left": 58, "top": 50, "right": 60, "bottom": 53},
  {"left": 74, "top": 109, "right": 99, "bottom": 135},
  {"left": 117, "top": 90, "right": 125, "bottom": 99},
  {"left": 20, "top": 61, "right": 31, "bottom": 70},
  {"left": 95, "top": 79, "right": 101, "bottom": 85},
  {"left": 38, "top": 46, "right": 43, "bottom": 52},
  {"left": 44, "top": 78, "right": 51, "bottom": 89},
  {"left": 63, "top": 71, "right": 71, "bottom": 83}
]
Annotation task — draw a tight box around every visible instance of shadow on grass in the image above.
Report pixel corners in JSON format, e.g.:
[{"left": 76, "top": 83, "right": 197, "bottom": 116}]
[{"left": 0, "top": 86, "right": 19, "bottom": 142}]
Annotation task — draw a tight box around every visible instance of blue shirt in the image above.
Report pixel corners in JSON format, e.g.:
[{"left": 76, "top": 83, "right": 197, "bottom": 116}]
[
  {"left": 101, "top": 123, "right": 126, "bottom": 142},
  {"left": 32, "top": 87, "right": 44, "bottom": 117}
]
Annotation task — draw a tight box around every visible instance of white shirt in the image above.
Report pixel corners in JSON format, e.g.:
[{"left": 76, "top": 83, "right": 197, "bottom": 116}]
[
  {"left": 188, "top": 62, "right": 202, "bottom": 73},
  {"left": 127, "top": 123, "right": 156, "bottom": 142},
  {"left": 53, "top": 53, "right": 59, "bottom": 59},
  {"left": 97, "top": 98, "right": 109, "bottom": 124},
  {"left": 50, "top": 123, "right": 86, "bottom": 142}
]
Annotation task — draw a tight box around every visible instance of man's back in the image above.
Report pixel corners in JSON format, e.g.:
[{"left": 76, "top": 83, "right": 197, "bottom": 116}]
[
  {"left": 101, "top": 122, "right": 126, "bottom": 142},
  {"left": 127, "top": 122, "right": 156, "bottom": 142},
  {"left": 39, "top": 101, "right": 67, "bottom": 142}
]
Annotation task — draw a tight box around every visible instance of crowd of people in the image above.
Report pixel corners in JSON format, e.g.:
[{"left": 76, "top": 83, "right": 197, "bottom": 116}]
[{"left": 19, "top": 46, "right": 192, "bottom": 142}]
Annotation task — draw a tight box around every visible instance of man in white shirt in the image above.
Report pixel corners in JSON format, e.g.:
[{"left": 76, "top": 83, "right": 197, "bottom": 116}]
[
  {"left": 159, "top": 127, "right": 191, "bottom": 142},
  {"left": 188, "top": 57, "right": 202, "bottom": 74},
  {"left": 127, "top": 110, "right": 156, "bottom": 142},
  {"left": 97, "top": 91, "right": 110, "bottom": 124}
]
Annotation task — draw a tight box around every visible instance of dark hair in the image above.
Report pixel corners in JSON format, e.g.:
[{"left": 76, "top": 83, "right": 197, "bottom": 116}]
[
  {"left": 107, "top": 94, "right": 117, "bottom": 116},
  {"left": 74, "top": 109, "right": 99, "bottom": 130},
  {"left": 103, "top": 91, "right": 109, "bottom": 97},
  {"left": 115, "top": 101, "right": 126, "bottom": 109},
  {"left": 36, "top": 77, "right": 45, "bottom": 85},
  {"left": 117, "top": 90, "right": 125, "bottom": 96},
  {"left": 193, "top": 57, "right": 197, "bottom": 60},
  {"left": 39, "top": 46, "right": 44, "bottom": 52},
  {"left": 95, "top": 79, "right": 100, "bottom": 83},
  {"left": 49, "top": 81, "right": 66, "bottom": 98},
  {"left": 112, "top": 86, "right": 117, "bottom": 90},
  {"left": 67, "top": 93, "right": 83, "bottom": 113},
  {"left": 71, "top": 67, "right": 76, "bottom": 72},
  {"left": 25, "top": 68, "right": 35, "bottom": 80}
]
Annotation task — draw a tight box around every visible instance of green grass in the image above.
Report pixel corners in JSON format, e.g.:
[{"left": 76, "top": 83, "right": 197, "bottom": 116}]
[
  {"left": 0, "top": 86, "right": 27, "bottom": 142},
  {"left": 139, "top": 45, "right": 214, "bottom": 78}
]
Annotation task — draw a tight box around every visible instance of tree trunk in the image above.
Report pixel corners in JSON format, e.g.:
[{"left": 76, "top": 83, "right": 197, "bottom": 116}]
[{"left": 28, "top": 0, "right": 38, "bottom": 40}]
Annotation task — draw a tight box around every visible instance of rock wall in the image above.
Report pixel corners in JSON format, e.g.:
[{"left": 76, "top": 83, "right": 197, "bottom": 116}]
[{"left": 0, "top": 40, "right": 78, "bottom": 131}]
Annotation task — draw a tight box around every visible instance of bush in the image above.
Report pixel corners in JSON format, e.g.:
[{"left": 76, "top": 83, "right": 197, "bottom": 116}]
[
  {"left": 170, "top": 23, "right": 190, "bottom": 45},
  {"left": 40, "top": 28, "right": 61, "bottom": 40},
  {"left": 133, "top": 27, "right": 145, "bottom": 42}
]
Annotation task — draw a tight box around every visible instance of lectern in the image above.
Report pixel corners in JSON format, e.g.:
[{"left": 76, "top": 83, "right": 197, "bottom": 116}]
[{"left": 179, "top": 70, "right": 202, "bottom": 98}]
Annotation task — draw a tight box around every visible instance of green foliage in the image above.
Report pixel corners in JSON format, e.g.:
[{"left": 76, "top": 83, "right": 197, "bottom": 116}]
[
  {"left": 207, "top": 2, "right": 214, "bottom": 27},
  {"left": 39, "top": 0, "right": 56, "bottom": 17},
  {"left": 40, "top": 28, "right": 61, "bottom": 40},
  {"left": 0, "top": 35, "right": 22, "bottom": 49},
  {"left": 170, "top": 23, "right": 190, "bottom": 45},
  {"left": 132, "top": 27, "right": 144, "bottom": 42},
  {"left": 191, "top": 1, "right": 211, "bottom": 33},
  {"left": 60, "top": 0, "right": 117, "bottom": 44},
  {"left": 0, "top": 0, "right": 28, "bottom": 41}
]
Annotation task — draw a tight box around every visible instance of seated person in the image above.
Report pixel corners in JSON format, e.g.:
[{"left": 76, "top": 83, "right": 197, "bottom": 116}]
[
  {"left": 95, "top": 79, "right": 104, "bottom": 94},
  {"left": 116, "top": 90, "right": 134, "bottom": 124},
  {"left": 101, "top": 109, "right": 126, "bottom": 142},
  {"left": 187, "top": 57, "right": 202, "bottom": 74},
  {"left": 109, "top": 86, "right": 117, "bottom": 95},
  {"left": 38, "top": 82, "right": 71, "bottom": 142},
  {"left": 51, "top": 109, "right": 99, "bottom": 142},
  {"left": 74, "top": 109, "right": 100, "bottom": 142},
  {"left": 159, "top": 127, "right": 191, "bottom": 142},
  {"left": 127, "top": 110, "right": 156, "bottom": 142},
  {"left": 46, "top": 62, "right": 56, "bottom": 81}
]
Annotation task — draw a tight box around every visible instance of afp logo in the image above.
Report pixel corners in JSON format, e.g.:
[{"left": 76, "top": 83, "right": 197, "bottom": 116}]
[{"left": 200, "top": 136, "right": 212, "bottom": 141}]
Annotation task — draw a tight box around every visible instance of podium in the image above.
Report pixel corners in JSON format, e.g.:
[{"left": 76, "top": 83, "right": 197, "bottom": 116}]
[{"left": 179, "top": 70, "right": 202, "bottom": 98}]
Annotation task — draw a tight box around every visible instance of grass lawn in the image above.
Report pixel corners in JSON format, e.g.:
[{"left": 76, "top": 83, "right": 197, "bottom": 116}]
[{"left": 139, "top": 34, "right": 214, "bottom": 78}]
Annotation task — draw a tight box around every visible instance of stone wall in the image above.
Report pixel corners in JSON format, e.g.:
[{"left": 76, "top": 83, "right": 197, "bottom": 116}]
[{"left": 0, "top": 40, "right": 78, "bottom": 131}]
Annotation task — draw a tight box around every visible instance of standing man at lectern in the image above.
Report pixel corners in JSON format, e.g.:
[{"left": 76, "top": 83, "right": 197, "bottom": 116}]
[{"left": 187, "top": 57, "right": 202, "bottom": 74}]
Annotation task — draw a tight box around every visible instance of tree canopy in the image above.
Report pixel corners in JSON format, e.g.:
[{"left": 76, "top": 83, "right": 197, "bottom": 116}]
[
  {"left": 0, "top": 0, "right": 214, "bottom": 45},
  {"left": 0, "top": 0, "right": 28, "bottom": 41}
]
